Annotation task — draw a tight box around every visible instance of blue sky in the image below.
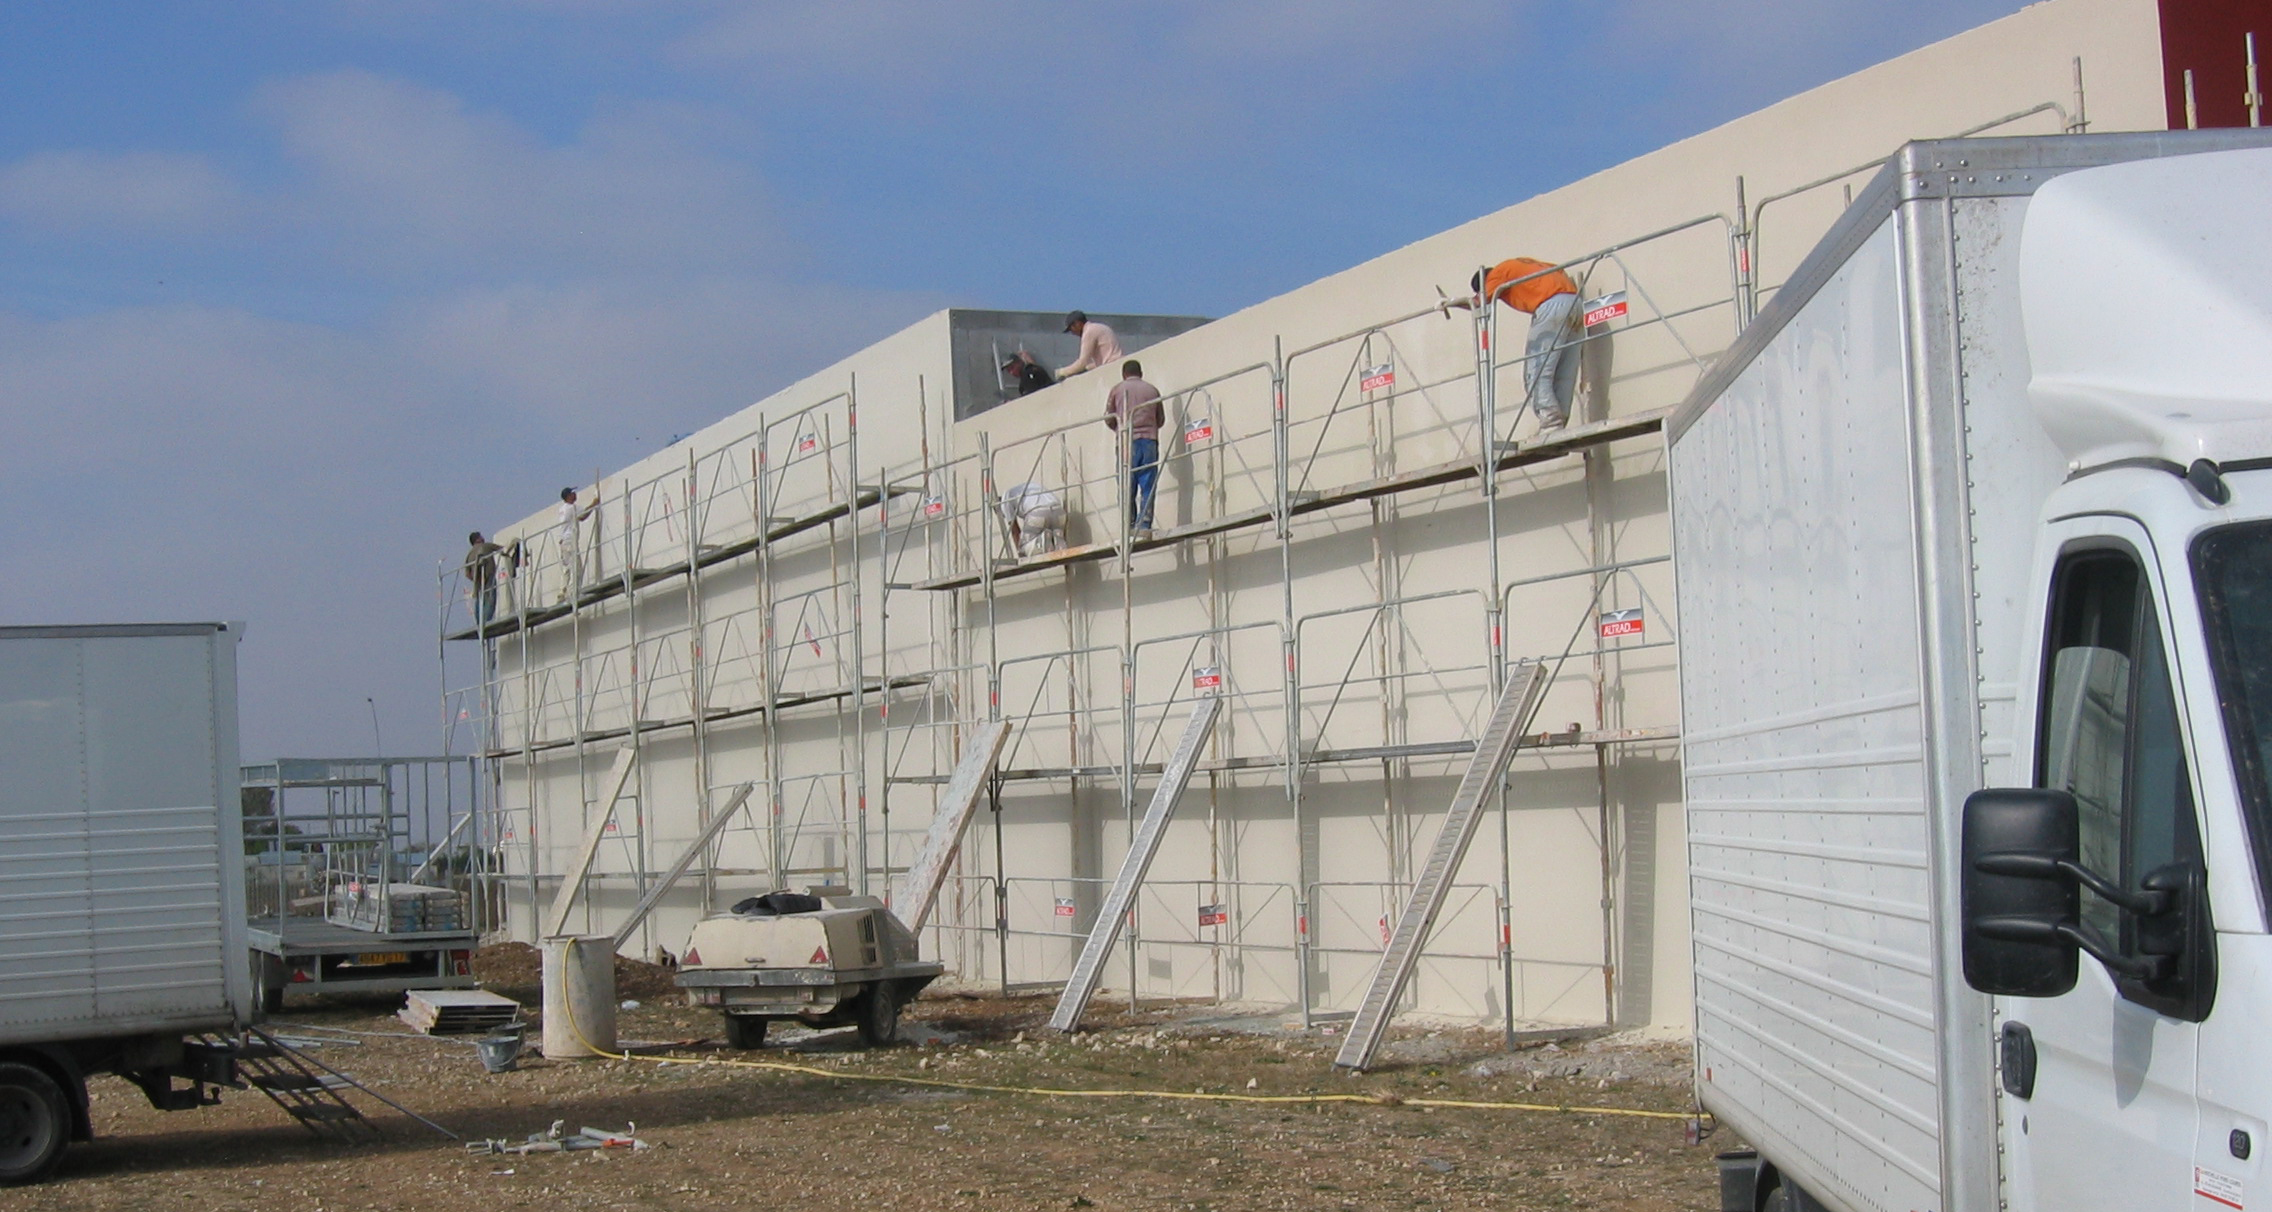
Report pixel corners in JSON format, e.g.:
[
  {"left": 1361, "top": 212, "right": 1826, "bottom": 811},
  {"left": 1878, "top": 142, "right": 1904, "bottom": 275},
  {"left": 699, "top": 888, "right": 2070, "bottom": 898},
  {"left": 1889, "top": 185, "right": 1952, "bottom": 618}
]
[{"left": 0, "top": 0, "right": 2021, "bottom": 757}]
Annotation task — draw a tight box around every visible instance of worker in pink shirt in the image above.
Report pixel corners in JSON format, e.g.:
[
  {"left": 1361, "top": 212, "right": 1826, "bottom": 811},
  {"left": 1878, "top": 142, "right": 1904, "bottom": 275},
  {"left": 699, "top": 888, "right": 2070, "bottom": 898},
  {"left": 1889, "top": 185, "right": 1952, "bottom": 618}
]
[{"left": 1056, "top": 310, "right": 1125, "bottom": 379}]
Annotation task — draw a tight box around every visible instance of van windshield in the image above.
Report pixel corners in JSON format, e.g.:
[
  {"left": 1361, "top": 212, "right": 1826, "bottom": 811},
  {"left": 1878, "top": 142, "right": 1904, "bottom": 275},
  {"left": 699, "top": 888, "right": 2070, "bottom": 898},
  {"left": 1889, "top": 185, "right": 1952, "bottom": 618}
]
[{"left": 2192, "top": 520, "right": 2272, "bottom": 912}]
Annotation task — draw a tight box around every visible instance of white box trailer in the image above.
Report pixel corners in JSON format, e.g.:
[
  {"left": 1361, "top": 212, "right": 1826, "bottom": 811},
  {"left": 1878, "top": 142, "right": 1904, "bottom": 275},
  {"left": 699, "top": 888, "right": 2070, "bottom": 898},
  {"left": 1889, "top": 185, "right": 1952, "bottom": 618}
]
[
  {"left": 1671, "top": 129, "right": 2272, "bottom": 1212},
  {"left": 0, "top": 623, "right": 251, "bottom": 1183}
]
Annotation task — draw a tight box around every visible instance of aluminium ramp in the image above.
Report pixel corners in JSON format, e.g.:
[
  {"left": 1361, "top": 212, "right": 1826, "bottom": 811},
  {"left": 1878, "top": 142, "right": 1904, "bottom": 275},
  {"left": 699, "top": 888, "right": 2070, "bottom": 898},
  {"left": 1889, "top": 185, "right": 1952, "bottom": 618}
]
[
  {"left": 1047, "top": 696, "right": 1221, "bottom": 1032},
  {"left": 1334, "top": 662, "right": 1549, "bottom": 1071},
  {"left": 891, "top": 720, "right": 1012, "bottom": 932}
]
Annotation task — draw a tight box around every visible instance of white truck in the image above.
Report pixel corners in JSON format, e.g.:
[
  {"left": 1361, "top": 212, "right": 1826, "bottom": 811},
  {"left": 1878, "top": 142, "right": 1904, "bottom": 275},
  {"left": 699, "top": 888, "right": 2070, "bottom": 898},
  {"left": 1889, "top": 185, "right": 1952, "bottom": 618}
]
[
  {"left": 0, "top": 623, "right": 252, "bottom": 1184},
  {"left": 1671, "top": 129, "right": 2272, "bottom": 1212}
]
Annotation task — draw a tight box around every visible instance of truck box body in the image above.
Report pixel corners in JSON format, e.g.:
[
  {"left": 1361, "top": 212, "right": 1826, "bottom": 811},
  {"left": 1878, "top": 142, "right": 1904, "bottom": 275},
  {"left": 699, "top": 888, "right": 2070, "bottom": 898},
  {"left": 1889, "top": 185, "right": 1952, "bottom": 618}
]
[
  {"left": 0, "top": 624, "right": 248, "bottom": 1047},
  {"left": 1670, "top": 130, "right": 2272, "bottom": 1212}
]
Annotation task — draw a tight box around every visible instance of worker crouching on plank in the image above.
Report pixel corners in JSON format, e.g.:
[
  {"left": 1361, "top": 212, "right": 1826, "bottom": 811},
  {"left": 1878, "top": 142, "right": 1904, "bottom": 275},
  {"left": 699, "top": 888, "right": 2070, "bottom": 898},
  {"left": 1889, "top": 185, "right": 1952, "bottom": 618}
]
[
  {"left": 1445, "top": 257, "right": 1580, "bottom": 433},
  {"left": 998, "top": 482, "right": 1066, "bottom": 558},
  {"left": 1105, "top": 359, "right": 1163, "bottom": 539}
]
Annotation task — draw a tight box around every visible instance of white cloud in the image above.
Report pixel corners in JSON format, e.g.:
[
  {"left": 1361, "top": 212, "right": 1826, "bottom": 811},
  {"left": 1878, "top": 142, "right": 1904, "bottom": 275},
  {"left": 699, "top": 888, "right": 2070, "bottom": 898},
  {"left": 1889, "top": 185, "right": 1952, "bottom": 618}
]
[
  {"left": 249, "top": 68, "right": 776, "bottom": 277},
  {"left": 0, "top": 150, "right": 245, "bottom": 235}
]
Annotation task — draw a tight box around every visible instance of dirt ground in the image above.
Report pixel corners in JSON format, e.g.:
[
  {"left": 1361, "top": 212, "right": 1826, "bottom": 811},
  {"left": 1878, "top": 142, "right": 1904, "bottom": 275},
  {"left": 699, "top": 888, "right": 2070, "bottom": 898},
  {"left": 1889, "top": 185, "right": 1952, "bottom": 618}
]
[{"left": 18, "top": 946, "right": 1725, "bottom": 1211}]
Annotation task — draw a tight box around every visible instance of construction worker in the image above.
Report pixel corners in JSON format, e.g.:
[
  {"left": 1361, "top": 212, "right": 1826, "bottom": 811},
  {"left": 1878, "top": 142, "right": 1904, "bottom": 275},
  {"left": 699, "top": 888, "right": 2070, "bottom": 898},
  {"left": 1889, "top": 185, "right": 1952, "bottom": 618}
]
[
  {"left": 997, "top": 482, "right": 1066, "bottom": 558},
  {"left": 555, "top": 487, "right": 599, "bottom": 603},
  {"left": 1001, "top": 349, "right": 1056, "bottom": 397},
  {"left": 1105, "top": 359, "right": 1163, "bottom": 539},
  {"left": 1055, "top": 310, "right": 1125, "bottom": 380},
  {"left": 463, "top": 532, "right": 504, "bottom": 626},
  {"left": 1446, "top": 257, "right": 1581, "bottom": 432}
]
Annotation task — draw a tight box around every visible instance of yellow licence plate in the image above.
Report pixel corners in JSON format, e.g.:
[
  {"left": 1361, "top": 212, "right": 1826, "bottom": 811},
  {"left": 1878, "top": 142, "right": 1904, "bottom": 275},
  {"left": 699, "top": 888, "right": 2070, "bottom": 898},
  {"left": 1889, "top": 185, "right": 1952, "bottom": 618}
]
[{"left": 353, "top": 952, "right": 410, "bottom": 965}]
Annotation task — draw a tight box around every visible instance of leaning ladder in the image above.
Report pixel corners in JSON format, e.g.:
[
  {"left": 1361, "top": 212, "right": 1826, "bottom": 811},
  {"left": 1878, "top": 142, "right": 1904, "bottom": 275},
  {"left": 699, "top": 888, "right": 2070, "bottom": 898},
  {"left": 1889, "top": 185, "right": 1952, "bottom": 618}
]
[
  {"left": 892, "top": 720, "right": 1012, "bottom": 932},
  {"left": 1048, "top": 696, "right": 1221, "bottom": 1032},
  {"left": 1334, "top": 662, "right": 1549, "bottom": 1071}
]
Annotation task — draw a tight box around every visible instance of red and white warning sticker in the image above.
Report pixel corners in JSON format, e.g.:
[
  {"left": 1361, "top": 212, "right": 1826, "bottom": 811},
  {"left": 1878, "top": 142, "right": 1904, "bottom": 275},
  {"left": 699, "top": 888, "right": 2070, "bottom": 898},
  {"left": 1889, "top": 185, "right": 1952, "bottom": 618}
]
[
  {"left": 1192, "top": 666, "right": 1223, "bottom": 692},
  {"left": 796, "top": 433, "right": 819, "bottom": 455},
  {"left": 921, "top": 495, "right": 947, "bottom": 518},
  {"left": 1598, "top": 608, "right": 1644, "bottom": 638},
  {"left": 1054, "top": 897, "right": 1078, "bottom": 918},
  {"left": 2197, "top": 1166, "right": 2244, "bottom": 1210},
  {"left": 1184, "top": 417, "right": 1215, "bottom": 444},
  {"left": 1360, "top": 363, "right": 1395, "bottom": 392},
  {"left": 1581, "top": 291, "right": 1630, "bottom": 328},
  {"left": 1198, "top": 903, "right": 1228, "bottom": 927}
]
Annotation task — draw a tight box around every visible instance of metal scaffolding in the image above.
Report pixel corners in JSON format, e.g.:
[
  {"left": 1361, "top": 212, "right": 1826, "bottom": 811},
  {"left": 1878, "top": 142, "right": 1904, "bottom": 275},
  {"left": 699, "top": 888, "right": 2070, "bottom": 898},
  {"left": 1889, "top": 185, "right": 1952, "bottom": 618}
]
[{"left": 439, "top": 206, "right": 1737, "bottom": 1036}]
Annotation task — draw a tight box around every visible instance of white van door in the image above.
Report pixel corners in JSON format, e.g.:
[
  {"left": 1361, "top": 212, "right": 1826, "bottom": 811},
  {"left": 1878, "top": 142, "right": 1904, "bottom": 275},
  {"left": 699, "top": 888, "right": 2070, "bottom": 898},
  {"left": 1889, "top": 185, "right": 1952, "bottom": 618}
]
[{"left": 1997, "top": 519, "right": 2205, "bottom": 1211}]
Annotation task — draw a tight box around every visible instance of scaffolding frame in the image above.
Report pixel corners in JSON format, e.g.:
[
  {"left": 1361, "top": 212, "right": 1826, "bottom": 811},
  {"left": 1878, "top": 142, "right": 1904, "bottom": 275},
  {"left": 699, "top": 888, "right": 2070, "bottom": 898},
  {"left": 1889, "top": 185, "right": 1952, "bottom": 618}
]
[{"left": 440, "top": 206, "right": 1741, "bottom": 1036}]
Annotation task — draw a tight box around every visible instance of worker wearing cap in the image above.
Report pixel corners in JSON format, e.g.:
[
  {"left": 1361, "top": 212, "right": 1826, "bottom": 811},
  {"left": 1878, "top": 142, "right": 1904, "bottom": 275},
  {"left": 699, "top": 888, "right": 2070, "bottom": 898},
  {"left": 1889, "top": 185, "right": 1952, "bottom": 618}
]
[
  {"left": 1056, "top": 310, "right": 1125, "bottom": 379},
  {"left": 1446, "top": 257, "right": 1581, "bottom": 433},
  {"left": 1001, "top": 349, "right": 1055, "bottom": 397}
]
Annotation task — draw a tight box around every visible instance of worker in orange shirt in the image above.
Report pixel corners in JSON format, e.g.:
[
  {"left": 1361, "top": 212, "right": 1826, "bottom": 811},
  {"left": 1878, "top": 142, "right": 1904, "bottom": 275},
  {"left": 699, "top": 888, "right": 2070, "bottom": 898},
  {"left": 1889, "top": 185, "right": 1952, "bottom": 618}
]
[{"left": 1445, "top": 257, "right": 1581, "bottom": 433}]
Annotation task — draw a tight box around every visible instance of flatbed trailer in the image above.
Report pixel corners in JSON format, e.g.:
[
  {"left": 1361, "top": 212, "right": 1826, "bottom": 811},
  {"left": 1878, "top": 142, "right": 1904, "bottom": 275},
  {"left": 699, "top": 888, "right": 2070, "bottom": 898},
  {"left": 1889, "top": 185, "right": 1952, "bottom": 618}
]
[
  {"left": 239, "top": 756, "right": 491, "bottom": 1011},
  {"left": 246, "top": 921, "right": 476, "bottom": 1011}
]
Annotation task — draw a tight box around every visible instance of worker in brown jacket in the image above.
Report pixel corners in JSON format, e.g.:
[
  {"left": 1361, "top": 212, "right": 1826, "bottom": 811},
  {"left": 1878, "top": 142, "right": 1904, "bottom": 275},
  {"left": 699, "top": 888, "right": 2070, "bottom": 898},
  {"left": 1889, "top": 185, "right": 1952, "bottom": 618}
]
[
  {"left": 1105, "top": 359, "right": 1164, "bottom": 538},
  {"left": 1446, "top": 257, "right": 1581, "bottom": 432}
]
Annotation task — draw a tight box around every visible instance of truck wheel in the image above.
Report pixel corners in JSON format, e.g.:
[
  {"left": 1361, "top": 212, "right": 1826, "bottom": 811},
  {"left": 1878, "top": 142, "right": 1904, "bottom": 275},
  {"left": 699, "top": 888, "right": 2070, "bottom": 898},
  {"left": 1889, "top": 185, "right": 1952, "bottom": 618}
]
[
  {"left": 1760, "top": 1184, "right": 1791, "bottom": 1212},
  {"left": 0, "top": 1063, "right": 68, "bottom": 1186},
  {"left": 855, "top": 986, "right": 900, "bottom": 1047},
  {"left": 723, "top": 1015, "right": 768, "bottom": 1050}
]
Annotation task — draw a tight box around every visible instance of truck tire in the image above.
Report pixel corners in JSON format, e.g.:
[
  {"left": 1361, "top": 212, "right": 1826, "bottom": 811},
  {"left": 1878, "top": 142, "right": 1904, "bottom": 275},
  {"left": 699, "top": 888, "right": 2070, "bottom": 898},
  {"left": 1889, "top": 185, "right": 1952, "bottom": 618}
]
[
  {"left": 855, "top": 985, "right": 900, "bottom": 1047},
  {"left": 0, "top": 1062, "right": 68, "bottom": 1186},
  {"left": 722, "top": 1014, "right": 768, "bottom": 1050}
]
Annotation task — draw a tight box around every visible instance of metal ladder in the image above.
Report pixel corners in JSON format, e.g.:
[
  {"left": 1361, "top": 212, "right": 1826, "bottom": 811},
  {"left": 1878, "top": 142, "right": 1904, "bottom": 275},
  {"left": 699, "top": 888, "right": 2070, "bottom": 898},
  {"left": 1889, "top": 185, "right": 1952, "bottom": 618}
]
[
  {"left": 1048, "top": 696, "right": 1221, "bottom": 1032},
  {"left": 225, "top": 1029, "right": 382, "bottom": 1143},
  {"left": 1334, "top": 661, "right": 1549, "bottom": 1071},
  {"left": 892, "top": 720, "right": 1012, "bottom": 932}
]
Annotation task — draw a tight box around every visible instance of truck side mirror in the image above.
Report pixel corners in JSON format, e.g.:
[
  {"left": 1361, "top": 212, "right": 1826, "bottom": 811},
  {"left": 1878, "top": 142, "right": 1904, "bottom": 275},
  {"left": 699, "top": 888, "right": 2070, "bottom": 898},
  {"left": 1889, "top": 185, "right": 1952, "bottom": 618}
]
[{"left": 1960, "top": 788, "right": 2081, "bottom": 998}]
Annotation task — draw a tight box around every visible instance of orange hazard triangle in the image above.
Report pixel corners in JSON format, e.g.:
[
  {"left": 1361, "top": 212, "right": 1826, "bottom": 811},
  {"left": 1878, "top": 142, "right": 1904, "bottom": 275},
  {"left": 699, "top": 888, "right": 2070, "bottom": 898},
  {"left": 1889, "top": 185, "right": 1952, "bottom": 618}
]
[
  {"left": 684, "top": 946, "right": 702, "bottom": 967},
  {"left": 809, "top": 945, "right": 829, "bottom": 964}
]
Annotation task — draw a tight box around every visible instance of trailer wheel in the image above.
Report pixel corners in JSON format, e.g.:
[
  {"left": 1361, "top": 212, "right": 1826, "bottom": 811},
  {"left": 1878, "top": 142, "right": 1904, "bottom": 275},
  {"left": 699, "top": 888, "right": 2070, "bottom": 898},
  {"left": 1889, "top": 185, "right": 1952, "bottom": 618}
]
[
  {"left": 0, "top": 1063, "right": 68, "bottom": 1186},
  {"left": 252, "top": 953, "right": 287, "bottom": 1016},
  {"left": 722, "top": 1015, "right": 768, "bottom": 1050},
  {"left": 1760, "top": 1184, "right": 1792, "bottom": 1212},
  {"left": 855, "top": 985, "right": 900, "bottom": 1047}
]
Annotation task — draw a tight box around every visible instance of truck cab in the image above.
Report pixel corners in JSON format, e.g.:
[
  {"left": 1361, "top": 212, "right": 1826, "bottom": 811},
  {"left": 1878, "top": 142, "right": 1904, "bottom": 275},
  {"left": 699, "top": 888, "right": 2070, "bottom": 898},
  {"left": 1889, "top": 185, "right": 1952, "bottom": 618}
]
[{"left": 1960, "top": 144, "right": 2272, "bottom": 1212}]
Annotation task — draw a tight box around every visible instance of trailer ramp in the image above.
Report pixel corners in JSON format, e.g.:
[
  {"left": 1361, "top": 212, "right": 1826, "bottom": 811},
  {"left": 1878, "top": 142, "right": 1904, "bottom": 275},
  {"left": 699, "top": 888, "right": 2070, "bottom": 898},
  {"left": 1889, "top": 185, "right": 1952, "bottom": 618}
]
[
  {"left": 1048, "top": 697, "right": 1221, "bottom": 1032},
  {"left": 1334, "top": 662, "right": 1548, "bottom": 1071}
]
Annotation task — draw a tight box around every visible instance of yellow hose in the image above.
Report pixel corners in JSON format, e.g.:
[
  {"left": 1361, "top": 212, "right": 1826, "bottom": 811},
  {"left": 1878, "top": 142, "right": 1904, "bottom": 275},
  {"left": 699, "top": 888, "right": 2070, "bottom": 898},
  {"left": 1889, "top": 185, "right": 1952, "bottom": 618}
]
[{"left": 550, "top": 941, "right": 1697, "bottom": 1123}]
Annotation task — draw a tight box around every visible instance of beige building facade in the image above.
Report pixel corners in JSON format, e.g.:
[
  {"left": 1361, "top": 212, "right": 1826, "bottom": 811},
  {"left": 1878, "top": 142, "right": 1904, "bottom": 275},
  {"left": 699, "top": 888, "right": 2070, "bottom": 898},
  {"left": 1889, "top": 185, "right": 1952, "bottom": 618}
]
[{"left": 446, "top": 0, "right": 2234, "bottom": 1034}]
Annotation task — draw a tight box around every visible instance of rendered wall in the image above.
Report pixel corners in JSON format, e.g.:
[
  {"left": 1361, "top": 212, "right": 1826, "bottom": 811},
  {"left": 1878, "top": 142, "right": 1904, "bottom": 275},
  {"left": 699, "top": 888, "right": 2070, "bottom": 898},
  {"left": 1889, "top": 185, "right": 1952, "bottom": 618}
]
[{"left": 454, "top": 0, "right": 2172, "bottom": 1034}]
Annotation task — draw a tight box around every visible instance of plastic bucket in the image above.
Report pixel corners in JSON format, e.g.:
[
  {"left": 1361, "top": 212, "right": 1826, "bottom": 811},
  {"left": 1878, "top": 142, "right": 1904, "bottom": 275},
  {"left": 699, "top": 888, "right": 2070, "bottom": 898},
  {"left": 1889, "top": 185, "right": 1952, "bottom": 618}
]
[{"left": 475, "top": 1029, "right": 525, "bottom": 1073}]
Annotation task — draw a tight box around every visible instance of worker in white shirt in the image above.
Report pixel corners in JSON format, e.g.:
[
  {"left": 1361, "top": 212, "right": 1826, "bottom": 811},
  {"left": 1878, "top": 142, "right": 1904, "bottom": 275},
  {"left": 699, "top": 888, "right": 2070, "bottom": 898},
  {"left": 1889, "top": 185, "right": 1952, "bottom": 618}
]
[
  {"left": 997, "top": 482, "right": 1066, "bottom": 558},
  {"left": 554, "top": 487, "right": 599, "bottom": 603},
  {"left": 1056, "top": 310, "right": 1125, "bottom": 379}
]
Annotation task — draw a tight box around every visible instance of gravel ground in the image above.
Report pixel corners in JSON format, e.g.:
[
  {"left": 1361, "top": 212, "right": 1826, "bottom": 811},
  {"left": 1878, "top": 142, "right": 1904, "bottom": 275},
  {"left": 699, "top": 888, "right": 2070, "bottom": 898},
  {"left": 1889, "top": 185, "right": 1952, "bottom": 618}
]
[{"left": 16, "top": 948, "right": 1723, "bottom": 1211}]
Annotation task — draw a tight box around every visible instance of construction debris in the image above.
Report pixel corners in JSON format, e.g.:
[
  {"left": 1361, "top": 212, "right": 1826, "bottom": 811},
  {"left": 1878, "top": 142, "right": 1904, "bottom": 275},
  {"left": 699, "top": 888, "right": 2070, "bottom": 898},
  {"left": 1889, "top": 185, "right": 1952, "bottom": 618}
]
[
  {"left": 400, "top": 989, "right": 523, "bottom": 1036},
  {"left": 465, "top": 1120, "right": 650, "bottom": 1155}
]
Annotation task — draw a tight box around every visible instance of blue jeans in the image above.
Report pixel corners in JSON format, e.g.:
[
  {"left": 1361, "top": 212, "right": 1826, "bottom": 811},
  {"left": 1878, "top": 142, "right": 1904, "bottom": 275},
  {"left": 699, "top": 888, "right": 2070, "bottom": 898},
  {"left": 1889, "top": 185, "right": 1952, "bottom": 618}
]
[
  {"left": 1523, "top": 291, "right": 1581, "bottom": 425},
  {"left": 1127, "top": 437, "right": 1159, "bottom": 531}
]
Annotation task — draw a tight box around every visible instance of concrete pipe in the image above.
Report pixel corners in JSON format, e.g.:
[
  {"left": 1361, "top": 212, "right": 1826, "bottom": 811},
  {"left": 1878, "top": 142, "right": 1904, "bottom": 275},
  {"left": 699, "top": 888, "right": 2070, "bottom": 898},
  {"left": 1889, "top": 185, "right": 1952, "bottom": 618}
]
[{"left": 541, "top": 935, "right": 619, "bottom": 1058}]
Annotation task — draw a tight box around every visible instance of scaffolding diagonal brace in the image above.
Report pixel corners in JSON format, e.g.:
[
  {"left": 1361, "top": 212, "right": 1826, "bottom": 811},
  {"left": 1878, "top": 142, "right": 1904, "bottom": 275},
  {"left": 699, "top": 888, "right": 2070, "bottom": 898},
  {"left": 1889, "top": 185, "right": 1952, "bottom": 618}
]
[
  {"left": 611, "top": 781, "right": 757, "bottom": 949},
  {"left": 892, "top": 721, "right": 1011, "bottom": 933},
  {"left": 1048, "top": 696, "right": 1221, "bottom": 1033},
  {"left": 1334, "top": 662, "right": 1549, "bottom": 1071},
  {"left": 544, "top": 746, "right": 638, "bottom": 939}
]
